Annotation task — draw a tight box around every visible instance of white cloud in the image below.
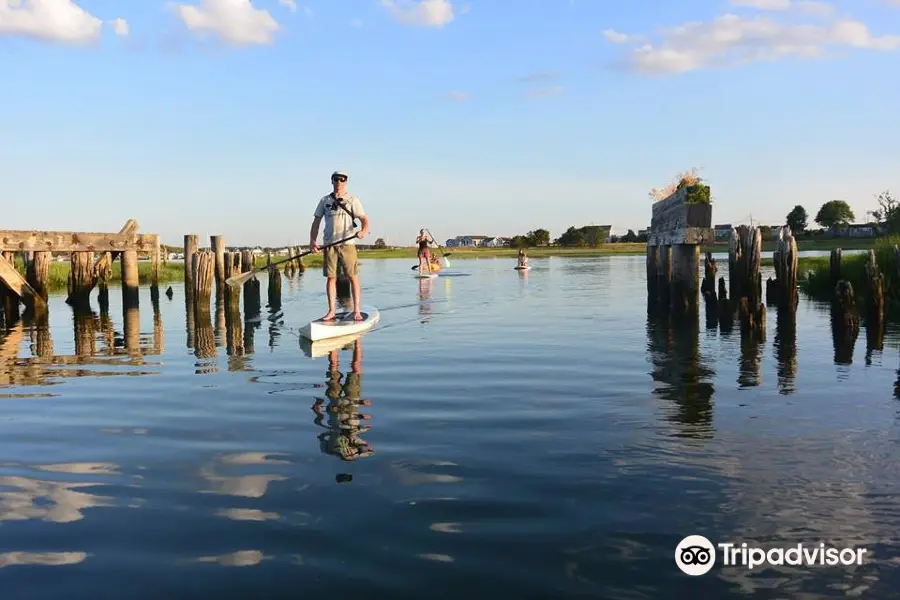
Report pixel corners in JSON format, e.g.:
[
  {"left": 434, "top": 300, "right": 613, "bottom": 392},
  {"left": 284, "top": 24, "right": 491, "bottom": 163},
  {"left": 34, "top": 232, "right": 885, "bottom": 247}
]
[
  {"left": 380, "top": 0, "right": 454, "bottom": 27},
  {"left": 606, "top": 13, "right": 900, "bottom": 74},
  {"left": 602, "top": 29, "right": 643, "bottom": 44},
  {"left": 0, "top": 0, "right": 104, "bottom": 44},
  {"left": 729, "top": 0, "right": 832, "bottom": 13},
  {"left": 278, "top": 0, "right": 296, "bottom": 12},
  {"left": 172, "top": 0, "right": 281, "bottom": 45},
  {"left": 110, "top": 18, "right": 129, "bottom": 37}
]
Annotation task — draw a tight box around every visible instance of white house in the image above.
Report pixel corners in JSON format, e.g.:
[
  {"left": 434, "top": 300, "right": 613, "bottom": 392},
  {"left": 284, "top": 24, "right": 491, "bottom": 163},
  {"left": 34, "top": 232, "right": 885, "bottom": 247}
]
[{"left": 484, "top": 236, "right": 510, "bottom": 247}]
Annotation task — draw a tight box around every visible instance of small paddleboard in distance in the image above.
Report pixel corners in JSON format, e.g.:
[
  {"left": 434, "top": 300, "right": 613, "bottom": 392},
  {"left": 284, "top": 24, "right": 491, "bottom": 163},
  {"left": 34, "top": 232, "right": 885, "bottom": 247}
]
[
  {"left": 514, "top": 265, "right": 530, "bottom": 270},
  {"left": 415, "top": 273, "right": 438, "bottom": 279},
  {"left": 297, "top": 306, "right": 380, "bottom": 342}
]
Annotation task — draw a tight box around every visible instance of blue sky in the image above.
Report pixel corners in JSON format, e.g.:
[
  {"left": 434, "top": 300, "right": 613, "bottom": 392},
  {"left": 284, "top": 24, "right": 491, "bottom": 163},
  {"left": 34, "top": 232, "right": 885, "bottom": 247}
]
[{"left": 2, "top": 0, "right": 899, "bottom": 247}]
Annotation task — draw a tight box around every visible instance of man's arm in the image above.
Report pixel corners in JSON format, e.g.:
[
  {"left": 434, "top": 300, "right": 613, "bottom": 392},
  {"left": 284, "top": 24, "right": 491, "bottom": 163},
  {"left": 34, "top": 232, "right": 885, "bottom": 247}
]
[
  {"left": 353, "top": 198, "right": 369, "bottom": 238},
  {"left": 310, "top": 215, "right": 322, "bottom": 247}
]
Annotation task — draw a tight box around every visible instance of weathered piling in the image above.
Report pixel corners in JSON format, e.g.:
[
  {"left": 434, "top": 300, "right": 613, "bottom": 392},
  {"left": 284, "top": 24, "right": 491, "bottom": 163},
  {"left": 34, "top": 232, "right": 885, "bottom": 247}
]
[
  {"left": 25, "top": 251, "right": 50, "bottom": 302},
  {"left": 94, "top": 252, "right": 112, "bottom": 314},
  {"left": 267, "top": 253, "right": 282, "bottom": 309},
  {"left": 717, "top": 277, "right": 732, "bottom": 332},
  {"left": 223, "top": 252, "right": 242, "bottom": 311},
  {"left": 66, "top": 251, "right": 96, "bottom": 310},
  {"left": 701, "top": 252, "right": 718, "bottom": 328},
  {"left": 211, "top": 235, "right": 226, "bottom": 290},
  {"left": 731, "top": 225, "right": 765, "bottom": 335},
  {"left": 830, "top": 248, "right": 842, "bottom": 288},
  {"left": 193, "top": 251, "right": 215, "bottom": 307},
  {"left": 768, "top": 226, "right": 799, "bottom": 312},
  {"left": 831, "top": 280, "right": 859, "bottom": 365},
  {"left": 184, "top": 234, "right": 199, "bottom": 295},
  {"left": 645, "top": 181, "right": 713, "bottom": 315},
  {"left": 150, "top": 235, "right": 161, "bottom": 302},
  {"left": 864, "top": 249, "right": 885, "bottom": 352},
  {"left": 121, "top": 250, "right": 139, "bottom": 308}
]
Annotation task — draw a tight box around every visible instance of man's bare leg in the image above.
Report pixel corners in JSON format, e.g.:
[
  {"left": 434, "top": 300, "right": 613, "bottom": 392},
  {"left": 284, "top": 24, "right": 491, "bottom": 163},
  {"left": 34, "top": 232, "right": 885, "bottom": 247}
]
[
  {"left": 321, "top": 276, "right": 337, "bottom": 320},
  {"left": 350, "top": 275, "right": 363, "bottom": 320}
]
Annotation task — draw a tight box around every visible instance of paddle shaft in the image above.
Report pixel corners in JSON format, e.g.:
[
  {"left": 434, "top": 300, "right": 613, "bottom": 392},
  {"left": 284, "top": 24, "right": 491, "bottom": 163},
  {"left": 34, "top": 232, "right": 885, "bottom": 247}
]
[{"left": 226, "top": 232, "right": 359, "bottom": 286}]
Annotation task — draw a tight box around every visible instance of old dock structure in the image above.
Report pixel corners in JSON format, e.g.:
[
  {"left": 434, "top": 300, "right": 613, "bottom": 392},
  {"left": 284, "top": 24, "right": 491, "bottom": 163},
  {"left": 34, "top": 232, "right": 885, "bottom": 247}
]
[
  {"left": 0, "top": 220, "right": 162, "bottom": 324},
  {"left": 646, "top": 183, "right": 714, "bottom": 314}
]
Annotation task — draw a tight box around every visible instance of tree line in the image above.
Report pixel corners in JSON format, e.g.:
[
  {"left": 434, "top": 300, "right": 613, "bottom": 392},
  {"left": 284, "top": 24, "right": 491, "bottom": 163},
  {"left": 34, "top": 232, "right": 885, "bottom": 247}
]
[{"left": 784, "top": 191, "right": 894, "bottom": 234}]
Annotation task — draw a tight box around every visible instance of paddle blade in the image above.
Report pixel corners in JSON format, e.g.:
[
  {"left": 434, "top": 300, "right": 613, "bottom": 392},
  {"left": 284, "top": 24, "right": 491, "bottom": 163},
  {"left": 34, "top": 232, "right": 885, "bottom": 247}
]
[
  {"left": 442, "top": 256, "right": 450, "bottom": 268},
  {"left": 225, "top": 270, "right": 256, "bottom": 287},
  {"left": 411, "top": 264, "right": 419, "bottom": 270}
]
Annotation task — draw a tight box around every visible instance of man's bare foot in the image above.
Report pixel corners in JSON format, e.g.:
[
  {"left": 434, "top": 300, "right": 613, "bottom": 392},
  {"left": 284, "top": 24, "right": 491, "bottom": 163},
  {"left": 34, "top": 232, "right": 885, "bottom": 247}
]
[{"left": 319, "top": 313, "right": 336, "bottom": 321}]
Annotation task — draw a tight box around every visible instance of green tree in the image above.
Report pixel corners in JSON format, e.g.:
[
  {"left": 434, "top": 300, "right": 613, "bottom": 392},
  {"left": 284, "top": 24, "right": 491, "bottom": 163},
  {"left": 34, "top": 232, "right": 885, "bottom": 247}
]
[
  {"left": 374, "top": 237, "right": 387, "bottom": 249},
  {"left": 815, "top": 200, "right": 855, "bottom": 229},
  {"left": 527, "top": 228, "right": 550, "bottom": 246},
  {"left": 509, "top": 235, "right": 530, "bottom": 248},
  {"left": 619, "top": 229, "right": 638, "bottom": 242},
  {"left": 872, "top": 190, "right": 899, "bottom": 234},
  {"left": 554, "top": 226, "right": 585, "bottom": 247},
  {"left": 785, "top": 205, "right": 807, "bottom": 233}
]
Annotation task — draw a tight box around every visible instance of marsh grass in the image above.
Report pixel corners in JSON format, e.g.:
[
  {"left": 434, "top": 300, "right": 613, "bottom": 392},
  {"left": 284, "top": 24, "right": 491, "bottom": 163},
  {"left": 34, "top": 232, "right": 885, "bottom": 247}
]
[
  {"left": 798, "top": 235, "right": 900, "bottom": 317},
  {"left": 11, "top": 257, "right": 186, "bottom": 292}
]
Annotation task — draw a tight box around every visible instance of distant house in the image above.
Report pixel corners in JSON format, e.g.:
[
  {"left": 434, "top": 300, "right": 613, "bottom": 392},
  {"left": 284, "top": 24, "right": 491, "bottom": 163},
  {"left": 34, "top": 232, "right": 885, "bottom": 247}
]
[
  {"left": 831, "top": 223, "right": 878, "bottom": 237},
  {"left": 445, "top": 235, "right": 490, "bottom": 247},
  {"left": 484, "top": 236, "right": 510, "bottom": 247},
  {"left": 714, "top": 224, "right": 732, "bottom": 241}
]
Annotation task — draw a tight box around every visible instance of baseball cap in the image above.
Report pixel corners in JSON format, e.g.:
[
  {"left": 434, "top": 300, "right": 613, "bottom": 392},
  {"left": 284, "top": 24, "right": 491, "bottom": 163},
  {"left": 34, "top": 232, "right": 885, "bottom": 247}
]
[{"left": 332, "top": 170, "right": 348, "bottom": 179}]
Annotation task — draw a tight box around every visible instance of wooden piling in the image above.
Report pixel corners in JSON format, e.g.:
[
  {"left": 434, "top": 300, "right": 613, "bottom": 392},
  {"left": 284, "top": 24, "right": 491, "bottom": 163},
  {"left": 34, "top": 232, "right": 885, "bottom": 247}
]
[
  {"left": 831, "top": 280, "right": 859, "bottom": 365},
  {"left": 267, "top": 253, "right": 282, "bottom": 309},
  {"left": 830, "top": 248, "right": 842, "bottom": 288},
  {"left": 669, "top": 244, "right": 699, "bottom": 313},
  {"left": 150, "top": 234, "right": 161, "bottom": 301},
  {"left": 211, "top": 235, "right": 226, "bottom": 290},
  {"left": 701, "top": 252, "right": 718, "bottom": 328},
  {"left": 646, "top": 245, "right": 660, "bottom": 307},
  {"left": 184, "top": 234, "right": 199, "bottom": 294},
  {"left": 193, "top": 251, "right": 215, "bottom": 306},
  {"left": 224, "top": 252, "right": 241, "bottom": 312},
  {"left": 26, "top": 251, "right": 50, "bottom": 302},
  {"left": 658, "top": 246, "right": 672, "bottom": 309},
  {"left": 94, "top": 252, "right": 112, "bottom": 314},
  {"left": 121, "top": 249, "right": 139, "bottom": 308},
  {"left": 66, "top": 251, "right": 96, "bottom": 309},
  {"left": 864, "top": 249, "right": 885, "bottom": 351},
  {"left": 772, "top": 226, "right": 799, "bottom": 312},
  {"left": 717, "top": 277, "right": 732, "bottom": 332},
  {"left": 731, "top": 225, "right": 765, "bottom": 335}
]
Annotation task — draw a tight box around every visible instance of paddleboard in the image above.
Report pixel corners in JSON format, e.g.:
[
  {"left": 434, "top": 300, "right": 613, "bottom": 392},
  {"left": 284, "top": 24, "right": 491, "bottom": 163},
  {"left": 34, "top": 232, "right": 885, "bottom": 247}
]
[
  {"left": 514, "top": 265, "right": 530, "bottom": 270},
  {"left": 415, "top": 273, "right": 438, "bottom": 279},
  {"left": 300, "top": 331, "right": 363, "bottom": 358},
  {"left": 297, "top": 306, "right": 380, "bottom": 342}
]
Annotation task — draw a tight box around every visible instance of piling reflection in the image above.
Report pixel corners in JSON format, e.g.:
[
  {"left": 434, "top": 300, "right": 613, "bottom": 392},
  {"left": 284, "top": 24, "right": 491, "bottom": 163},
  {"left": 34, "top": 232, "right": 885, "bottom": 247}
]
[
  {"left": 830, "top": 282, "right": 859, "bottom": 369},
  {"left": 645, "top": 307, "right": 715, "bottom": 437},
  {"left": 773, "top": 307, "right": 797, "bottom": 395},
  {"left": 310, "top": 337, "right": 374, "bottom": 461},
  {"left": 193, "top": 296, "right": 218, "bottom": 374},
  {"left": 214, "top": 289, "right": 225, "bottom": 348}
]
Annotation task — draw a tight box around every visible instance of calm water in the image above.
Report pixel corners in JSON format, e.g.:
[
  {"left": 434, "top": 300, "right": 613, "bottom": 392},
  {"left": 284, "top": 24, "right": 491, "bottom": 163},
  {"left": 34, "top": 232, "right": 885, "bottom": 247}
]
[{"left": 0, "top": 254, "right": 899, "bottom": 599}]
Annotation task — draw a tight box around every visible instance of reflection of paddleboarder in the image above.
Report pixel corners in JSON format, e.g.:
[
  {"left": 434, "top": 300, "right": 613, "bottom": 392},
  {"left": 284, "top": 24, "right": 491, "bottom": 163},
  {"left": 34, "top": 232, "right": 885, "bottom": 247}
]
[
  {"left": 418, "top": 277, "right": 432, "bottom": 322},
  {"left": 311, "top": 338, "right": 374, "bottom": 461}
]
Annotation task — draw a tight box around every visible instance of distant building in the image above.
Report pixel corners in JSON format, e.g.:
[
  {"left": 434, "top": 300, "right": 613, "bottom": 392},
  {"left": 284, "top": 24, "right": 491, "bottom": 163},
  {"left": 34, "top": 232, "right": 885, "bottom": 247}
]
[
  {"left": 484, "top": 236, "right": 510, "bottom": 247},
  {"left": 444, "top": 235, "right": 490, "bottom": 247},
  {"left": 714, "top": 224, "right": 732, "bottom": 241},
  {"left": 831, "top": 223, "right": 878, "bottom": 237}
]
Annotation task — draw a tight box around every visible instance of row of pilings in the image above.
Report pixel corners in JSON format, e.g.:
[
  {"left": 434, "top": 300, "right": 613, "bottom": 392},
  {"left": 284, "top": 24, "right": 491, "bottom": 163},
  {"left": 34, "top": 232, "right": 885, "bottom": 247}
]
[{"left": 649, "top": 225, "right": 887, "bottom": 363}]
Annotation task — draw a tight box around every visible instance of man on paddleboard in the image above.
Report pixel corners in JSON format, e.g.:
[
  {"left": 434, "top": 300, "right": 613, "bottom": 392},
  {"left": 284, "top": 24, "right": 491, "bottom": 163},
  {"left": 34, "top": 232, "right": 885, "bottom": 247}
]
[
  {"left": 309, "top": 170, "right": 370, "bottom": 321},
  {"left": 416, "top": 228, "right": 434, "bottom": 274}
]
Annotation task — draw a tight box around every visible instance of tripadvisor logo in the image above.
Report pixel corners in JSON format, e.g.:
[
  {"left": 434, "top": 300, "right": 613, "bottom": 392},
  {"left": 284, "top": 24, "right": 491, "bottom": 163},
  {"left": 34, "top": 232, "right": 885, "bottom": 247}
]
[{"left": 675, "top": 535, "right": 868, "bottom": 575}]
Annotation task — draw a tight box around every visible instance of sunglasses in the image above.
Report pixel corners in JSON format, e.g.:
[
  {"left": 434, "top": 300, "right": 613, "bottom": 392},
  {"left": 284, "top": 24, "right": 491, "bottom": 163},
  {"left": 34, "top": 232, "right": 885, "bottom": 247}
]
[{"left": 332, "top": 175, "right": 347, "bottom": 183}]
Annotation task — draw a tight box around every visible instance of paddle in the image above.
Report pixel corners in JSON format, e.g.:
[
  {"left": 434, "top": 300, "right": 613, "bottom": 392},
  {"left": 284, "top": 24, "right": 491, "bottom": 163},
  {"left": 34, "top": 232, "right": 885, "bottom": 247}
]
[
  {"left": 411, "top": 229, "right": 451, "bottom": 270},
  {"left": 225, "top": 232, "right": 360, "bottom": 287}
]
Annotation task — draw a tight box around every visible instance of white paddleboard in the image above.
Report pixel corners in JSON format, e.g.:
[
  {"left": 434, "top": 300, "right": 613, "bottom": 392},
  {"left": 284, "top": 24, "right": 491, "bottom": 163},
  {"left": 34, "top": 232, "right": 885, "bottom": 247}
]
[
  {"left": 514, "top": 266, "right": 530, "bottom": 270},
  {"left": 300, "top": 331, "right": 363, "bottom": 358},
  {"left": 415, "top": 273, "right": 438, "bottom": 279},
  {"left": 297, "top": 305, "right": 380, "bottom": 342}
]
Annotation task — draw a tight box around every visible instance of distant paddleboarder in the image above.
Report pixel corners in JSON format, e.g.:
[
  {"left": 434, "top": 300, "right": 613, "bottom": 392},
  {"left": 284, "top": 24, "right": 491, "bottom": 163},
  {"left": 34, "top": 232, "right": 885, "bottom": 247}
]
[
  {"left": 416, "top": 229, "right": 434, "bottom": 274},
  {"left": 517, "top": 248, "right": 529, "bottom": 268},
  {"left": 309, "top": 170, "right": 370, "bottom": 322}
]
